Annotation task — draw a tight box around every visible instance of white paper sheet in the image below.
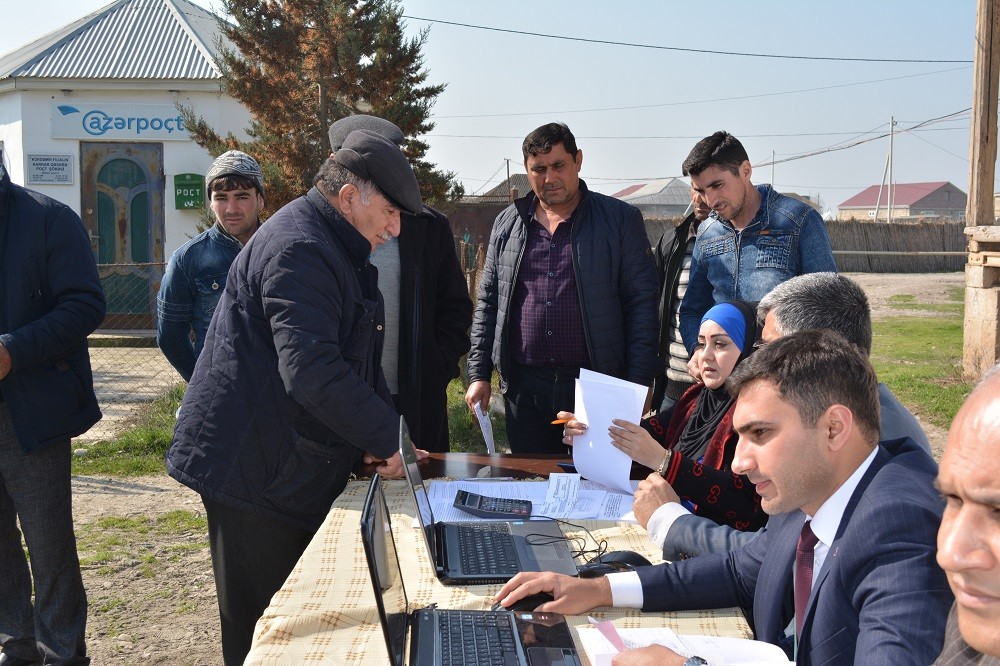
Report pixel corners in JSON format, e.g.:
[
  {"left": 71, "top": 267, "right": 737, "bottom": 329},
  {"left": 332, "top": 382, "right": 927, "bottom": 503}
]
[
  {"left": 472, "top": 402, "right": 495, "bottom": 454},
  {"left": 571, "top": 370, "right": 648, "bottom": 494},
  {"left": 576, "top": 626, "right": 793, "bottom": 666}
]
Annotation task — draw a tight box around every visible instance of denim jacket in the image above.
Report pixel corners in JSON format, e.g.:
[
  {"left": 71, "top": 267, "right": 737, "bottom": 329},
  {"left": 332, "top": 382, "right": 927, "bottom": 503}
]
[
  {"left": 156, "top": 223, "right": 242, "bottom": 381},
  {"left": 679, "top": 184, "right": 836, "bottom": 352}
]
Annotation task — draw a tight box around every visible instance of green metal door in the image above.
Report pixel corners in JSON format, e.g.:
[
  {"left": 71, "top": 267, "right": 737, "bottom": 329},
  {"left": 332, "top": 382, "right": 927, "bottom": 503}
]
[{"left": 80, "top": 142, "right": 164, "bottom": 328}]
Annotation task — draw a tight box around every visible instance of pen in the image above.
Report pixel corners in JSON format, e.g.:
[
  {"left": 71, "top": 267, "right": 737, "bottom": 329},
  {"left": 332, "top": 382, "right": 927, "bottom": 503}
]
[{"left": 550, "top": 418, "right": 570, "bottom": 425}]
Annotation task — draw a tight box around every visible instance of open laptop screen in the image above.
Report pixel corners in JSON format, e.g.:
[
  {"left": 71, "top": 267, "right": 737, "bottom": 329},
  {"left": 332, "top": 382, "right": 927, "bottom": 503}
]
[
  {"left": 361, "top": 475, "right": 409, "bottom": 666},
  {"left": 398, "top": 417, "right": 438, "bottom": 563}
]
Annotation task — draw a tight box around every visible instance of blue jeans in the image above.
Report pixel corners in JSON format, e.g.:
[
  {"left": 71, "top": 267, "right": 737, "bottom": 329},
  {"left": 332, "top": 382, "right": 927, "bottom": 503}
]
[{"left": 0, "top": 404, "right": 88, "bottom": 664}]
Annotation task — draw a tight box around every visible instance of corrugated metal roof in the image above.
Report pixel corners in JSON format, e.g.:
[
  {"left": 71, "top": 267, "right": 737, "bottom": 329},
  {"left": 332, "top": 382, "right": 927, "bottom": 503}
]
[
  {"left": 483, "top": 173, "right": 530, "bottom": 199},
  {"left": 611, "top": 183, "right": 644, "bottom": 198},
  {"left": 616, "top": 177, "right": 690, "bottom": 206},
  {"left": 0, "top": 0, "right": 226, "bottom": 81},
  {"left": 839, "top": 181, "right": 953, "bottom": 208}
]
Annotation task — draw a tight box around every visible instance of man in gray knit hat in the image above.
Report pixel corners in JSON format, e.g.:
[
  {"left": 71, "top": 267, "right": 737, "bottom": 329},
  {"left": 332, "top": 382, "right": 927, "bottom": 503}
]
[
  {"left": 166, "top": 131, "right": 423, "bottom": 665},
  {"left": 156, "top": 150, "right": 265, "bottom": 381}
]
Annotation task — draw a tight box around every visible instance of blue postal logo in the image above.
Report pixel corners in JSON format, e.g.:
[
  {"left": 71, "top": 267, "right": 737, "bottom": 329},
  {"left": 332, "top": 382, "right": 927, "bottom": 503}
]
[{"left": 57, "top": 105, "right": 185, "bottom": 136}]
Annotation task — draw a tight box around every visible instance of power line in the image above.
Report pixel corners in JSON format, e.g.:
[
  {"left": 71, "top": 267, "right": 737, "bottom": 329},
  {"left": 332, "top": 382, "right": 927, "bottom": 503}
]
[
  {"left": 427, "top": 127, "right": 965, "bottom": 141},
  {"left": 403, "top": 15, "right": 971, "bottom": 64},
  {"left": 431, "top": 66, "right": 969, "bottom": 119},
  {"left": 753, "top": 108, "right": 971, "bottom": 167},
  {"left": 469, "top": 160, "right": 508, "bottom": 195},
  {"left": 453, "top": 109, "right": 972, "bottom": 191}
]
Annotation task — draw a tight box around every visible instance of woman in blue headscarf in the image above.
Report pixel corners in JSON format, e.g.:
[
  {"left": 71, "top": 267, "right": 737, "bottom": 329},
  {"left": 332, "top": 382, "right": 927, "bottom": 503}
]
[{"left": 560, "top": 300, "right": 764, "bottom": 531}]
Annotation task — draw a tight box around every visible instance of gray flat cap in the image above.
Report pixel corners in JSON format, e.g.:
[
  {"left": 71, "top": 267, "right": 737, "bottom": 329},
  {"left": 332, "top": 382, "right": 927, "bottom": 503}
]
[
  {"left": 334, "top": 130, "right": 422, "bottom": 215},
  {"left": 205, "top": 150, "right": 264, "bottom": 195},
  {"left": 328, "top": 114, "right": 405, "bottom": 151}
]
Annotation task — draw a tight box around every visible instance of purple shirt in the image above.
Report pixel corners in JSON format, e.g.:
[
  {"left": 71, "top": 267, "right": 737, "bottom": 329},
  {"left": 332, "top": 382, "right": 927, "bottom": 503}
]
[{"left": 509, "top": 213, "right": 589, "bottom": 368}]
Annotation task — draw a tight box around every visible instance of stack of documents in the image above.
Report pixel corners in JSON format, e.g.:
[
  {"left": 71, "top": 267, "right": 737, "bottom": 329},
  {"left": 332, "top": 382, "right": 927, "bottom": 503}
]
[{"left": 426, "top": 474, "right": 636, "bottom": 522}]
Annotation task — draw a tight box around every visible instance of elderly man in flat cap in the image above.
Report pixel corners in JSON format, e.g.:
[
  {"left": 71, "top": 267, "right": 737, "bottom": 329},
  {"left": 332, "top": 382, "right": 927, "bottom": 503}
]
[
  {"left": 166, "top": 130, "right": 424, "bottom": 665},
  {"left": 328, "top": 115, "right": 471, "bottom": 454}
]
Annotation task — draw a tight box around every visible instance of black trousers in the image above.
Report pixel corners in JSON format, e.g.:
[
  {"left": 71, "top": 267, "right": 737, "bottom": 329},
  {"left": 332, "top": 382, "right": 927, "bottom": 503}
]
[
  {"left": 503, "top": 363, "right": 578, "bottom": 455},
  {"left": 202, "top": 498, "right": 315, "bottom": 666}
]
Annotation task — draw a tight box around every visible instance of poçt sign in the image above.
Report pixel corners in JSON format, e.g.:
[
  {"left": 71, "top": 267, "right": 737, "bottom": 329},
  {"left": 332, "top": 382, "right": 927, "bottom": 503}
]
[{"left": 51, "top": 102, "right": 190, "bottom": 141}]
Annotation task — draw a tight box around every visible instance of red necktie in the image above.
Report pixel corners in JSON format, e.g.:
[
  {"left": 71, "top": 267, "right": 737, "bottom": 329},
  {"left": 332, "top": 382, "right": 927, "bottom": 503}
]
[{"left": 794, "top": 519, "right": 819, "bottom": 637}]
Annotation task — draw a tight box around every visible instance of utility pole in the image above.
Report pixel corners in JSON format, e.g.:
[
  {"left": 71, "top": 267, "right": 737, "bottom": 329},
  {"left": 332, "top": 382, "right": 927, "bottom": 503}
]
[
  {"left": 887, "top": 116, "right": 895, "bottom": 221},
  {"left": 506, "top": 158, "right": 513, "bottom": 202},
  {"left": 963, "top": 0, "right": 1000, "bottom": 378},
  {"left": 770, "top": 150, "right": 775, "bottom": 187}
]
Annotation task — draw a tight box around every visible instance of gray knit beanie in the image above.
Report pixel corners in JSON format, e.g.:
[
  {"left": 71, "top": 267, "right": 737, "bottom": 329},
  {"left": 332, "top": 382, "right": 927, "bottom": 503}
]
[{"left": 205, "top": 150, "right": 265, "bottom": 195}]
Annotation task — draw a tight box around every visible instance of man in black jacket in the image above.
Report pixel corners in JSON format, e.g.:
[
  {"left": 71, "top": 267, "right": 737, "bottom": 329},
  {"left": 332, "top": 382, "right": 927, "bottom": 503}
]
[
  {"left": 0, "top": 153, "right": 106, "bottom": 665},
  {"left": 328, "top": 116, "right": 472, "bottom": 452},
  {"left": 649, "top": 187, "right": 712, "bottom": 412},
  {"left": 167, "top": 132, "right": 424, "bottom": 665},
  {"left": 466, "top": 122, "right": 659, "bottom": 453}
]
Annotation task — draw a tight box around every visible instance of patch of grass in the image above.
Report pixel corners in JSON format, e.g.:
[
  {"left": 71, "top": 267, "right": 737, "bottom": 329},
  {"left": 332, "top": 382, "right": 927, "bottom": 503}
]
[
  {"left": 155, "top": 510, "right": 207, "bottom": 534},
  {"left": 887, "top": 292, "right": 964, "bottom": 315},
  {"left": 96, "top": 598, "right": 126, "bottom": 614},
  {"left": 871, "top": 315, "right": 973, "bottom": 430},
  {"left": 447, "top": 376, "right": 508, "bottom": 453},
  {"left": 176, "top": 598, "right": 200, "bottom": 614},
  {"left": 76, "top": 510, "right": 207, "bottom": 578},
  {"left": 72, "top": 384, "right": 185, "bottom": 476}
]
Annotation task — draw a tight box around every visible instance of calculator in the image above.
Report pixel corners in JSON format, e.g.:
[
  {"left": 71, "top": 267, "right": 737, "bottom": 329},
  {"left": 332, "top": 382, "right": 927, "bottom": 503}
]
[{"left": 452, "top": 489, "right": 532, "bottom": 519}]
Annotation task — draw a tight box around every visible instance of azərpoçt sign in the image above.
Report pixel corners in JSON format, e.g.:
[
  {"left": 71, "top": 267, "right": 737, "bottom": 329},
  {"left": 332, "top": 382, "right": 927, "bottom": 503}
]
[{"left": 50, "top": 102, "right": 190, "bottom": 141}]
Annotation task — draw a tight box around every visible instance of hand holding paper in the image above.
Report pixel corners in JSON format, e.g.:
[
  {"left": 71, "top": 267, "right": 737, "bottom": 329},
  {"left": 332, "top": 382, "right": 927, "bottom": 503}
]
[
  {"left": 571, "top": 369, "right": 648, "bottom": 493},
  {"left": 472, "top": 402, "right": 495, "bottom": 454}
]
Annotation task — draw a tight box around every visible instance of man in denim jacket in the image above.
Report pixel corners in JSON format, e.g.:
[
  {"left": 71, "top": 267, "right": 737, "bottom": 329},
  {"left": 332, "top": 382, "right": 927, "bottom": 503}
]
[
  {"left": 678, "top": 131, "right": 836, "bottom": 354},
  {"left": 156, "top": 151, "right": 264, "bottom": 381}
]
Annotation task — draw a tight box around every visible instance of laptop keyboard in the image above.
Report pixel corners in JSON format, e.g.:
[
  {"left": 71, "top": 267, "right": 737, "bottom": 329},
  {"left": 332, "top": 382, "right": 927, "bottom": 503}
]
[
  {"left": 438, "top": 610, "right": 520, "bottom": 665},
  {"left": 455, "top": 523, "right": 519, "bottom": 575}
]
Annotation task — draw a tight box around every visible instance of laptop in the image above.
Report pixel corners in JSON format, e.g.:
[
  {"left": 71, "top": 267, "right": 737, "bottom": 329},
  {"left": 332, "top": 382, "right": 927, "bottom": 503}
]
[
  {"left": 361, "top": 474, "right": 582, "bottom": 666},
  {"left": 398, "top": 418, "right": 579, "bottom": 584}
]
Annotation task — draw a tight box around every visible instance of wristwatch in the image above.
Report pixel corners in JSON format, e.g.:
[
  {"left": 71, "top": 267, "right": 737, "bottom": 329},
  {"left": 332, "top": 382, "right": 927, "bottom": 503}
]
[{"left": 682, "top": 657, "right": 709, "bottom": 666}]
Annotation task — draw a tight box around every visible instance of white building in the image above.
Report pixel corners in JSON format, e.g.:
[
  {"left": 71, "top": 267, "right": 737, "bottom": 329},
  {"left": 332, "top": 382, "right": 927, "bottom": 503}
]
[{"left": 0, "top": 0, "right": 251, "bottom": 327}]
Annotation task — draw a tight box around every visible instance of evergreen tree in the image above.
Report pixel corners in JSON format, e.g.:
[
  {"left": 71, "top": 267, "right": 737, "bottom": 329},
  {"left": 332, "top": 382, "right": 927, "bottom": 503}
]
[{"left": 181, "top": 0, "right": 462, "bottom": 215}]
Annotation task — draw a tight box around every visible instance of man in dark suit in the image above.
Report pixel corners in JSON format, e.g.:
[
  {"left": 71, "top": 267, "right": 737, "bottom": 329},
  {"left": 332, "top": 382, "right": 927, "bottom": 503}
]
[
  {"left": 934, "top": 364, "right": 1000, "bottom": 666},
  {"left": 497, "top": 330, "right": 952, "bottom": 665}
]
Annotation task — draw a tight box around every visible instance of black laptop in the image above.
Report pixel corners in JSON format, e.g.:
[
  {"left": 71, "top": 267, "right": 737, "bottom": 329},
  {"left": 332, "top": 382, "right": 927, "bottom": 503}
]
[
  {"left": 360, "top": 474, "right": 582, "bottom": 666},
  {"left": 398, "top": 418, "right": 579, "bottom": 585}
]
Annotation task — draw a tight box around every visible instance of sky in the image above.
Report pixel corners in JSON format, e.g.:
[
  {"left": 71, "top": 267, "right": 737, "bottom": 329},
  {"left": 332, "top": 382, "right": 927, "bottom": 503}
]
[{"left": 1, "top": 1, "right": 981, "bottom": 212}]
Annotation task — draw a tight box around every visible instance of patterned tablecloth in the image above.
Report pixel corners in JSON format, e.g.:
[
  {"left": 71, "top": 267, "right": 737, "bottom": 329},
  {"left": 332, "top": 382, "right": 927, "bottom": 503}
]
[{"left": 245, "top": 478, "right": 751, "bottom": 665}]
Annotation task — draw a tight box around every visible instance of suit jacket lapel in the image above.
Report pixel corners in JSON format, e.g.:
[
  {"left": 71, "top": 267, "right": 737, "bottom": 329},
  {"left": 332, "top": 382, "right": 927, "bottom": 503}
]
[
  {"left": 754, "top": 512, "right": 802, "bottom": 644},
  {"left": 799, "top": 445, "right": 892, "bottom": 648}
]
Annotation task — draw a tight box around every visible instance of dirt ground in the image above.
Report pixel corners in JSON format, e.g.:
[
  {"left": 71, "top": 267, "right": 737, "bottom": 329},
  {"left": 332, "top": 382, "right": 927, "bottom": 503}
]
[{"left": 66, "top": 271, "right": 964, "bottom": 665}]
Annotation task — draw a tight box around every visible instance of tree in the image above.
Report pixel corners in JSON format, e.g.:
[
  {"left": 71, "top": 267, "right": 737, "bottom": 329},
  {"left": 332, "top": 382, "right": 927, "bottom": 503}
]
[{"left": 181, "top": 0, "right": 462, "bottom": 216}]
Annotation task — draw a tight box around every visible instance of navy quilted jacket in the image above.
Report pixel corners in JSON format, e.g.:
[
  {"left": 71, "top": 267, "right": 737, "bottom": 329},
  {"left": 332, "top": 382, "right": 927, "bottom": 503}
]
[
  {"left": 0, "top": 164, "right": 105, "bottom": 452},
  {"left": 468, "top": 180, "right": 660, "bottom": 388},
  {"left": 166, "top": 188, "right": 398, "bottom": 531}
]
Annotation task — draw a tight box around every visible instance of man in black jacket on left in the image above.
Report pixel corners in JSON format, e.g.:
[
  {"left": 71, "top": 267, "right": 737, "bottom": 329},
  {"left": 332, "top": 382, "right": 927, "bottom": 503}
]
[{"left": 0, "top": 153, "right": 106, "bottom": 665}]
